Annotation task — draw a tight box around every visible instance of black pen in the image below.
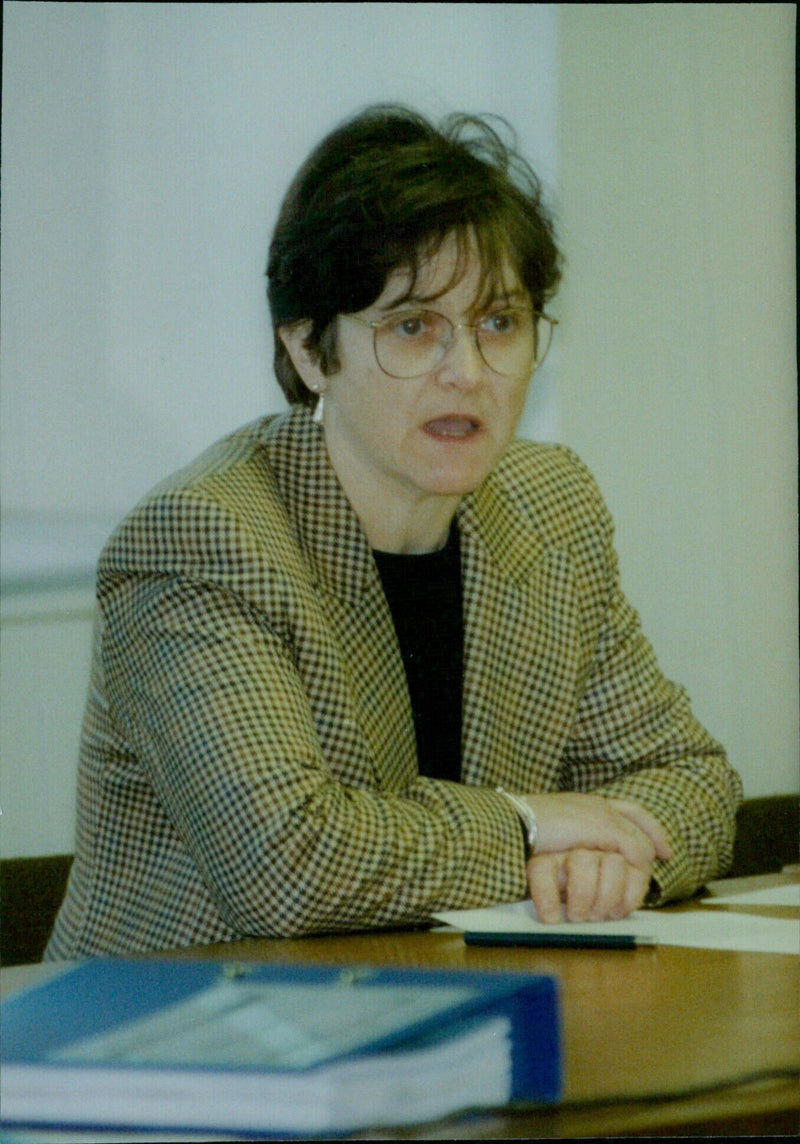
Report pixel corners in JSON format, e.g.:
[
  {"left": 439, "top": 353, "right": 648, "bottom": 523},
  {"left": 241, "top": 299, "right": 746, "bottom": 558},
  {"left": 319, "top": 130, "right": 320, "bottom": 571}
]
[{"left": 464, "top": 931, "right": 657, "bottom": 950}]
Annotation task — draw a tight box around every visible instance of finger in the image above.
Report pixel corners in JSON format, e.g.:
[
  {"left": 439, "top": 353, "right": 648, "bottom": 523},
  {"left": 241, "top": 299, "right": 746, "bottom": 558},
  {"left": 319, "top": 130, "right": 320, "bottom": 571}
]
[
  {"left": 601, "top": 813, "right": 656, "bottom": 871},
  {"left": 562, "top": 850, "right": 603, "bottom": 922},
  {"left": 619, "top": 863, "right": 651, "bottom": 918},
  {"left": 607, "top": 798, "right": 673, "bottom": 861},
  {"left": 589, "top": 851, "right": 630, "bottom": 921},
  {"left": 526, "top": 853, "right": 565, "bottom": 923}
]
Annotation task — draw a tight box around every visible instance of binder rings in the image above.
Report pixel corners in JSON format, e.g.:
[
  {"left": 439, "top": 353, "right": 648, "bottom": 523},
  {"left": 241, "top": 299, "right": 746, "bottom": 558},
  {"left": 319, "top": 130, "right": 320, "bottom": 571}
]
[{"left": 1, "top": 958, "right": 561, "bottom": 1136}]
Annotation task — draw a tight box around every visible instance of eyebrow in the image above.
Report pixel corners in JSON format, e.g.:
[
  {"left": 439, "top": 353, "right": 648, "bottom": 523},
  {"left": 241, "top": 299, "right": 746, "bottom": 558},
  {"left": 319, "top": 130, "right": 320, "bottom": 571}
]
[{"left": 376, "top": 289, "right": 529, "bottom": 314}]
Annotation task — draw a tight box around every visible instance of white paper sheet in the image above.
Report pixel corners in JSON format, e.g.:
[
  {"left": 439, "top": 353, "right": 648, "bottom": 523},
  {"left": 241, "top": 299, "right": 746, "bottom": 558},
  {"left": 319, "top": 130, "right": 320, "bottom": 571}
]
[
  {"left": 702, "top": 883, "right": 800, "bottom": 907},
  {"left": 433, "top": 899, "right": 799, "bottom": 955}
]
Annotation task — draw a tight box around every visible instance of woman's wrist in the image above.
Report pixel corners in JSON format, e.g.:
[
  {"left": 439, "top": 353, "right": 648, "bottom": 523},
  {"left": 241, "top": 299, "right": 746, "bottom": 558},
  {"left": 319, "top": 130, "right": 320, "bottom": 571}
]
[{"left": 496, "top": 787, "right": 538, "bottom": 859}]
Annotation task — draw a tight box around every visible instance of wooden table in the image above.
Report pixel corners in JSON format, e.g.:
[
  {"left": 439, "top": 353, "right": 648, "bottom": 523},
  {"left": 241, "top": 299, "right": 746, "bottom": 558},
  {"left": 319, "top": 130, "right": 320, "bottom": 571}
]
[{"left": 3, "top": 871, "right": 798, "bottom": 1138}]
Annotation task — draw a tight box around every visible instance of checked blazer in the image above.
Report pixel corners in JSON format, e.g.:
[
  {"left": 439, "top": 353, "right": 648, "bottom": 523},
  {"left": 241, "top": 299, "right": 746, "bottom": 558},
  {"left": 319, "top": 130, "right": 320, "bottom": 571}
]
[{"left": 47, "top": 406, "right": 742, "bottom": 958}]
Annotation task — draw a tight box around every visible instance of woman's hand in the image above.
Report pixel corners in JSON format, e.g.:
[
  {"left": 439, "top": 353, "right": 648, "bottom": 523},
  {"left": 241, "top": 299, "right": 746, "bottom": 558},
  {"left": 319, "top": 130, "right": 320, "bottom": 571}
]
[
  {"left": 520, "top": 792, "right": 673, "bottom": 871},
  {"left": 514, "top": 792, "right": 672, "bottom": 922},
  {"left": 526, "top": 848, "right": 652, "bottom": 922}
]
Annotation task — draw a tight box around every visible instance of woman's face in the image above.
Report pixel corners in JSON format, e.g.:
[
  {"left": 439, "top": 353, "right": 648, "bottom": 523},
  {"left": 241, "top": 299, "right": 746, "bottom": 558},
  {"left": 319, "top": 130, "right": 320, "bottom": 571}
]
[{"left": 283, "top": 234, "right": 535, "bottom": 547}]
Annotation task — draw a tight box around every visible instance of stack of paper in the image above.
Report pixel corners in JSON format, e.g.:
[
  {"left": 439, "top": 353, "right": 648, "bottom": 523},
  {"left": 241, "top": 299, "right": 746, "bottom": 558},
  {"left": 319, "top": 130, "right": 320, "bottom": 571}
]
[
  {"left": 434, "top": 889, "right": 799, "bottom": 955},
  {"left": 702, "top": 883, "right": 800, "bottom": 908}
]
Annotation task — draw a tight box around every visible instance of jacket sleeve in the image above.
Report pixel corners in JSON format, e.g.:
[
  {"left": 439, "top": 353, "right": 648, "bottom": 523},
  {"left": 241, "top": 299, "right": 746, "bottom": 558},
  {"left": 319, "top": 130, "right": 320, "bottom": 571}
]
[
  {"left": 98, "top": 530, "right": 528, "bottom": 938},
  {"left": 557, "top": 456, "right": 743, "bottom": 903}
]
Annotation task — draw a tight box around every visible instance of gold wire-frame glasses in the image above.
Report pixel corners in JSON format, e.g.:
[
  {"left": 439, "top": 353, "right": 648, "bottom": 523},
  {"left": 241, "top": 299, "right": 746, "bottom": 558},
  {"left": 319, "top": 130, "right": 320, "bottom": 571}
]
[{"left": 344, "top": 308, "right": 557, "bottom": 380}]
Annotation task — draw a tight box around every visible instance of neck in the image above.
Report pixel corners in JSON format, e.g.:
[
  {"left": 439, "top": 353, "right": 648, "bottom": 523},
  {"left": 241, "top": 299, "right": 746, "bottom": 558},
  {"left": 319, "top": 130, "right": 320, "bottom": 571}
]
[
  {"left": 344, "top": 465, "right": 460, "bottom": 553},
  {"left": 364, "top": 498, "right": 459, "bottom": 554},
  {"left": 321, "top": 440, "right": 459, "bottom": 556},
  {"left": 318, "top": 404, "right": 464, "bottom": 553}
]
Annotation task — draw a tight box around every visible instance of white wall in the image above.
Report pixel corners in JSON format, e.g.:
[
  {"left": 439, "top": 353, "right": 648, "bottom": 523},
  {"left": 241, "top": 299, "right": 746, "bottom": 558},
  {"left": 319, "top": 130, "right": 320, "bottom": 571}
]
[
  {"left": 1, "top": 1, "right": 559, "bottom": 856},
  {"left": 1, "top": 0, "right": 558, "bottom": 577},
  {"left": 556, "top": 3, "right": 797, "bottom": 799},
  {"left": 1, "top": 3, "right": 796, "bottom": 858},
  {"left": 1, "top": 590, "right": 96, "bottom": 856}
]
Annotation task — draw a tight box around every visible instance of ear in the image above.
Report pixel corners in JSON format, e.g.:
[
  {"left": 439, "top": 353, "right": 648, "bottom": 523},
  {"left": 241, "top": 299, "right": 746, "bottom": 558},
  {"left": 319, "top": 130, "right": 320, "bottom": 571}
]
[{"left": 278, "top": 322, "right": 327, "bottom": 396}]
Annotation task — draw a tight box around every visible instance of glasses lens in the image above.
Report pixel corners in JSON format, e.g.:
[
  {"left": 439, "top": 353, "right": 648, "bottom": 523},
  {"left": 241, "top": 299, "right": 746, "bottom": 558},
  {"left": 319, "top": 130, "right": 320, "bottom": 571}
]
[
  {"left": 476, "top": 309, "right": 537, "bottom": 376},
  {"left": 373, "top": 312, "right": 450, "bottom": 379},
  {"left": 533, "top": 313, "right": 554, "bottom": 369}
]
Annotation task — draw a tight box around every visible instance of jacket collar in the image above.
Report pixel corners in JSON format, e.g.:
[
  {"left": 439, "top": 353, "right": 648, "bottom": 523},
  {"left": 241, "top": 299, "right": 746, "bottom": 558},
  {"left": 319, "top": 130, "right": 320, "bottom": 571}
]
[
  {"left": 457, "top": 464, "right": 546, "bottom": 588},
  {"left": 256, "top": 407, "right": 376, "bottom": 604},
  {"left": 257, "top": 406, "right": 546, "bottom": 602}
]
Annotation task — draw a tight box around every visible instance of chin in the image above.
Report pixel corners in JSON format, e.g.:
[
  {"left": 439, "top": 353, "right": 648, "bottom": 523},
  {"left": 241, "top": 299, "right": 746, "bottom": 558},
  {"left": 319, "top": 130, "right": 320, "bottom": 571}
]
[{"left": 422, "top": 467, "right": 490, "bottom": 498}]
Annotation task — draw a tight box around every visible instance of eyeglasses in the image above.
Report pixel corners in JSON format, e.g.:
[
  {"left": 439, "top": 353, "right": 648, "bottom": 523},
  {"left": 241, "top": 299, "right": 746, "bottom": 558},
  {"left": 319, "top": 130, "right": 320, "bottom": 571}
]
[{"left": 344, "top": 307, "right": 557, "bottom": 380}]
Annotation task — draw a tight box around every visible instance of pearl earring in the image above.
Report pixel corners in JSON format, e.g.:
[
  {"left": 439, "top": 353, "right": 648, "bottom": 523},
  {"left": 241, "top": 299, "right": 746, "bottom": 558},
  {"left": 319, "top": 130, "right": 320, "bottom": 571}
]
[{"left": 313, "top": 392, "right": 324, "bottom": 423}]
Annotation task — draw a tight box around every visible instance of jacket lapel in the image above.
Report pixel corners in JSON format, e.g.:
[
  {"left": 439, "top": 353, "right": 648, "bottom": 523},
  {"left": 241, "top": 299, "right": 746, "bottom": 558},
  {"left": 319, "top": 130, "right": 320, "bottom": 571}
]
[
  {"left": 261, "top": 409, "right": 418, "bottom": 791},
  {"left": 458, "top": 475, "right": 580, "bottom": 793}
]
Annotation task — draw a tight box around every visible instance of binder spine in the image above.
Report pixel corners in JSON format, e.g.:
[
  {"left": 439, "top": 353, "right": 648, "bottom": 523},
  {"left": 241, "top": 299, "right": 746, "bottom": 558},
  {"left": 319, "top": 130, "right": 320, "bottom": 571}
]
[{"left": 507, "top": 976, "right": 562, "bottom": 1103}]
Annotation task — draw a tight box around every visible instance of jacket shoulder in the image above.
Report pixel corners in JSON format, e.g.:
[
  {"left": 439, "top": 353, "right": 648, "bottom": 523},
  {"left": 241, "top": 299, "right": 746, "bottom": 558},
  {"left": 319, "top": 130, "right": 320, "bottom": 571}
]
[
  {"left": 98, "top": 414, "right": 305, "bottom": 591},
  {"left": 487, "top": 439, "right": 613, "bottom": 549},
  {"left": 140, "top": 415, "right": 280, "bottom": 500}
]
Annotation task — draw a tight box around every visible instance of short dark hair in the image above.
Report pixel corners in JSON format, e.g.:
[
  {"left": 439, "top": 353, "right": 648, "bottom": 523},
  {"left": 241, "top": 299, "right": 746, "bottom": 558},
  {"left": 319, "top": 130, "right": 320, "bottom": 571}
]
[{"left": 266, "top": 104, "right": 562, "bottom": 406}]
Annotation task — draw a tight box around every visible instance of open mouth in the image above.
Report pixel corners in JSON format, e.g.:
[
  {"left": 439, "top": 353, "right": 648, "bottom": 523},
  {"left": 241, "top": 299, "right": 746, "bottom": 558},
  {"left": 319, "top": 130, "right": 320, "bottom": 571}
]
[{"left": 423, "top": 416, "right": 482, "bottom": 440}]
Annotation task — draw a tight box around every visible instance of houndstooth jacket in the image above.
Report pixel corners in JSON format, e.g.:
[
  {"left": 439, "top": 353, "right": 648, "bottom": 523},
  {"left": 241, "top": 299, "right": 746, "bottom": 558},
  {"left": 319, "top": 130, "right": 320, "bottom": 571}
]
[{"left": 46, "top": 406, "right": 742, "bottom": 958}]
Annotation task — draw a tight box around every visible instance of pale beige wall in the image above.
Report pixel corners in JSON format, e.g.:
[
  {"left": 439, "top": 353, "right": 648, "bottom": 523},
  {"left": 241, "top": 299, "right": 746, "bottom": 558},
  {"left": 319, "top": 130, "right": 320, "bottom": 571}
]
[{"left": 555, "top": 4, "right": 797, "bottom": 796}]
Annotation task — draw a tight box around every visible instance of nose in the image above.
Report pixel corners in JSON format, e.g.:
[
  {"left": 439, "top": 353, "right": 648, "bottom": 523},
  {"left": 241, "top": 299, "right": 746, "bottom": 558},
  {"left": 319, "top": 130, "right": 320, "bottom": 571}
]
[{"left": 434, "top": 323, "right": 485, "bottom": 389}]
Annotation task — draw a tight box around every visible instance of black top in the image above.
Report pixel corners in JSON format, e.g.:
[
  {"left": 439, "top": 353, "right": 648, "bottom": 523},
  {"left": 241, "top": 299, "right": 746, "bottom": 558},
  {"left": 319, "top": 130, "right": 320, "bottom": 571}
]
[{"left": 373, "top": 524, "right": 463, "bottom": 783}]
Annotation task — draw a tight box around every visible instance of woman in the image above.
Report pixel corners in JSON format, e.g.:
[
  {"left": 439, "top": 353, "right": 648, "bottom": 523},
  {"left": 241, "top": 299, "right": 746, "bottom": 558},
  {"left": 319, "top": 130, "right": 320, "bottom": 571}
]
[{"left": 47, "top": 106, "right": 741, "bottom": 958}]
